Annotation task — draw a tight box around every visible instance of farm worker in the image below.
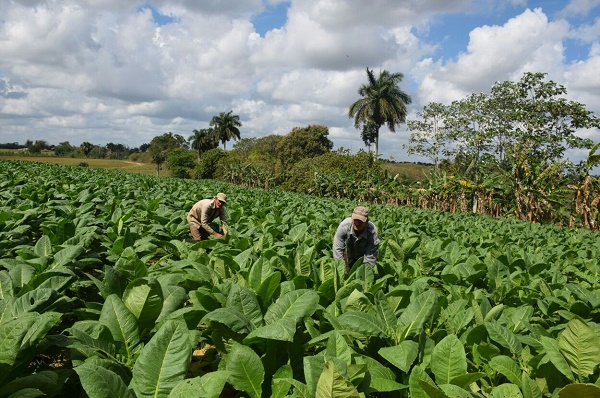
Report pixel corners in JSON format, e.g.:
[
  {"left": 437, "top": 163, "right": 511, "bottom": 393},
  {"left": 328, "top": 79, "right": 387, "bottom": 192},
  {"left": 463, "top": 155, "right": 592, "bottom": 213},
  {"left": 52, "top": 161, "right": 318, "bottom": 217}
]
[
  {"left": 333, "top": 206, "right": 379, "bottom": 272},
  {"left": 187, "top": 192, "right": 228, "bottom": 240}
]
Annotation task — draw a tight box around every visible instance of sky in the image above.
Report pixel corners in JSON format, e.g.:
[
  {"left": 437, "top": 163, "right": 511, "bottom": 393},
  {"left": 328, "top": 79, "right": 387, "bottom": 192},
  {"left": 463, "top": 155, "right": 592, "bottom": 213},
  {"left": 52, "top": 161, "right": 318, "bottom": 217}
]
[{"left": 1, "top": 0, "right": 599, "bottom": 164}]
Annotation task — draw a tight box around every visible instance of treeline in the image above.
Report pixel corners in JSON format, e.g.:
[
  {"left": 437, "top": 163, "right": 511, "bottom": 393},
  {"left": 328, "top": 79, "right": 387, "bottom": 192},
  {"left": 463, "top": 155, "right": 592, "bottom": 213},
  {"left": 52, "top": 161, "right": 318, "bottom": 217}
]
[{"left": 1, "top": 140, "right": 146, "bottom": 159}]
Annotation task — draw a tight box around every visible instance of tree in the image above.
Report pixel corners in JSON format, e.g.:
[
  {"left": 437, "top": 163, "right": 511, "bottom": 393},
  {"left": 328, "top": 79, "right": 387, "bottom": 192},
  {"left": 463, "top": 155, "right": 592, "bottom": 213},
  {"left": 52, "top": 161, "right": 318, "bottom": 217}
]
[
  {"left": 149, "top": 133, "right": 184, "bottom": 177},
  {"left": 490, "top": 72, "right": 598, "bottom": 167},
  {"left": 28, "top": 140, "right": 48, "bottom": 154},
  {"left": 406, "top": 102, "right": 451, "bottom": 173},
  {"left": 349, "top": 67, "right": 412, "bottom": 156},
  {"left": 80, "top": 142, "right": 94, "bottom": 159},
  {"left": 189, "top": 128, "right": 218, "bottom": 160},
  {"left": 106, "top": 142, "right": 117, "bottom": 159},
  {"left": 445, "top": 93, "right": 498, "bottom": 183},
  {"left": 152, "top": 151, "right": 166, "bottom": 177},
  {"left": 54, "top": 141, "right": 74, "bottom": 157},
  {"left": 360, "top": 120, "right": 378, "bottom": 151},
  {"left": 275, "top": 125, "right": 333, "bottom": 171},
  {"left": 166, "top": 148, "right": 196, "bottom": 178},
  {"left": 209, "top": 111, "right": 242, "bottom": 150}
]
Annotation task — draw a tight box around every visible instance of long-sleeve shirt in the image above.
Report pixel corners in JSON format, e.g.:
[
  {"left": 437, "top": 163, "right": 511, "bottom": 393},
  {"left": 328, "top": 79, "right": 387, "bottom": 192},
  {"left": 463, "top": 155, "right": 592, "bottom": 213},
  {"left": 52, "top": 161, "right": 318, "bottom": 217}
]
[
  {"left": 186, "top": 199, "right": 227, "bottom": 235},
  {"left": 333, "top": 217, "right": 379, "bottom": 267}
]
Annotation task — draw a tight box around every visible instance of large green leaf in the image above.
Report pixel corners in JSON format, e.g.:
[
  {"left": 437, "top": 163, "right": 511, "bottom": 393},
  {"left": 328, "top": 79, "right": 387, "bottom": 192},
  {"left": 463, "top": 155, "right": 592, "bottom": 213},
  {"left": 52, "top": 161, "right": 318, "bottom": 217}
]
[
  {"left": 168, "top": 371, "right": 229, "bottom": 398},
  {"left": 558, "top": 383, "right": 600, "bottom": 398},
  {"left": 76, "top": 363, "right": 134, "bottom": 398},
  {"left": 123, "top": 278, "right": 164, "bottom": 332},
  {"left": 51, "top": 244, "right": 85, "bottom": 268},
  {"left": 378, "top": 340, "right": 418, "bottom": 373},
  {"left": 409, "top": 366, "right": 437, "bottom": 398},
  {"left": 33, "top": 235, "right": 52, "bottom": 258},
  {"left": 361, "top": 366, "right": 406, "bottom": 393},
  {"left": 431, "top": 334, "right": 467, "bottom": 385},
  {"left": 226, "top": 285, "right": 264, "bottom": 329},
  {"left": 397, "top": 289, "right": 437, "bottom": 340},
  {"left": 485, "top": 321, "right": 522, "bottom": 355},
  {"left": 202, "top": 308, "right": 253, "bottom": 334},
  {"left": 271, "top": 364, "right": 293, "bottom": 398},
  {"left": 225, "top": 344, "right": 264, "bottom": 398},
  {"left": 0, "top": 313, "right": 39, "bottom": 365},
  {"left": 156, "top": 285, "right": 188, "bottom": 324},
  {"left": 325, "top": 331, "right": 353, "bottom": 363},
  {"left": 337, "top": 311, "right": 388, "bottom": 338},
  {"left": 247, "top": 257, "right": 274, "bottom": 292},
  {"left": 489, "top": 383, "right": 523, "bottom": 397},
  {"left": 10, "top": 288, "right": 60, "bottom": 316},
  {"left": 315, "top": 360, "right": 360, "bottom": 398},
  {"left": 489, "top": 355, "right": 522, "bottom": 387},
  {"left": 131, "top": 320, "right": 192, "bottom": 398},
  {"left": 558, "top": 318, "right": 600, "bottom": 381},
  {"left": 0, "top": 270, "right": 14, "bottom": 300},
  {"left": 244, "top": 317, "right": 297, "bottom": 343},
  {"left": 521, "top": 373, "right": 543, "bottom": 398},
  {"left": 8, "top": 264, "right": 35, "bottom": 290},
  {"left": 540, "top": 336, "right": 575, "bottom": 381},
  {"left": 99, "top": 294, "right": 141, "bottom": 361},
  {"left": 263, "top": 289, "right": 319, "bottom": 325}
]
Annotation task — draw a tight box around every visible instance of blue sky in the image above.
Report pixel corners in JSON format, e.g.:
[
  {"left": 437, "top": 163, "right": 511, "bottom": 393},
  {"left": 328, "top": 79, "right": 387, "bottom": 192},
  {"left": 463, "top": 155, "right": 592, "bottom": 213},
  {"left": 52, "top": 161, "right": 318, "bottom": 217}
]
[{"left": 1, "top": 0, "right": 599, "bottom": 164}]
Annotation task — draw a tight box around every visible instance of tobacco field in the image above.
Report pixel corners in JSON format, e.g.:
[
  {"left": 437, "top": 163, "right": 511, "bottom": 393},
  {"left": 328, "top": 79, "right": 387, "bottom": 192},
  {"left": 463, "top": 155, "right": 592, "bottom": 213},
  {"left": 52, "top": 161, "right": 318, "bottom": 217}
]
[{"left": 0, "top": 159, "right": 599, "bottom": 398}]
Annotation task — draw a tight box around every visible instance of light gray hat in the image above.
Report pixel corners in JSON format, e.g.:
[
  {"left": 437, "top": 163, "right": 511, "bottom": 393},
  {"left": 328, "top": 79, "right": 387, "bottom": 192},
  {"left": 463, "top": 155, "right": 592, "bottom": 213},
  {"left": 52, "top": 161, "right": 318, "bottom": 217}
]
[{"left": 351, "top": 206, "right": 368, "bottom": 222}]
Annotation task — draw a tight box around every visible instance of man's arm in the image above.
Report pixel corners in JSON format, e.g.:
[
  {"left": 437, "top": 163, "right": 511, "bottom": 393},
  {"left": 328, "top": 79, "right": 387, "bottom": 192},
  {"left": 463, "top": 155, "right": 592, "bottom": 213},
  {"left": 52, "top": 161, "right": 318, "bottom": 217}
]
[
  {"left": 199, "top": 202, "right": 218, "bottom": 235},
  {"left": 332, "top": 220, "right": 348, "bottom": 260}
]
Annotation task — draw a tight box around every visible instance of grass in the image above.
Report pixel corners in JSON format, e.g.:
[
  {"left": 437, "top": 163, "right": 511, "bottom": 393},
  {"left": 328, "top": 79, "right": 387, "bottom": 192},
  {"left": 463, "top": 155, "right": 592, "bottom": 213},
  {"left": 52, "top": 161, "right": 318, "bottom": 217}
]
[
  {"left": 381, "top": 161, "right": 431, "bottom": 181},
  {"left": 0, "top": 154, "right": 166, "bottom": 177}
]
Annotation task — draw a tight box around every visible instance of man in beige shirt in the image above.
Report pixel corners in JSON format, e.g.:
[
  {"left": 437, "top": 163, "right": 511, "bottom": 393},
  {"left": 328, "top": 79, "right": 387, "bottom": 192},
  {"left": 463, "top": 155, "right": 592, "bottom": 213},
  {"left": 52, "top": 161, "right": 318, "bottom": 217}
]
[{"left": 187, "top": 192, "right": 228, "bottom": 240}]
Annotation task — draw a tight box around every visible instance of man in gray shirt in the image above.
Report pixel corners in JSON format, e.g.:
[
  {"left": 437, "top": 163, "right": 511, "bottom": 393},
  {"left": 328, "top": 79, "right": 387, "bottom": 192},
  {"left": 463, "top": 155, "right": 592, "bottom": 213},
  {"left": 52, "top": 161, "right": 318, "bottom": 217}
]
[{"left": 333, "top": 206, "right": 379, "bottom": 271}]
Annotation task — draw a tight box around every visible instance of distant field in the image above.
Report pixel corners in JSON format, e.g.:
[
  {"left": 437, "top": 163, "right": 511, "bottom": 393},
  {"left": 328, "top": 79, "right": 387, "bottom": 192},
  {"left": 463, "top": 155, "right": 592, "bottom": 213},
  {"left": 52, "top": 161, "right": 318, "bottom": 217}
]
[
  {"left": 381, "top": 161, "right": 431, "bottom": 181},
  {"left": 1, "top": 153, "right": 429, "bottom": 181},
  {"left": 0, "top": 155, "right": 164, "bottom": 176}
]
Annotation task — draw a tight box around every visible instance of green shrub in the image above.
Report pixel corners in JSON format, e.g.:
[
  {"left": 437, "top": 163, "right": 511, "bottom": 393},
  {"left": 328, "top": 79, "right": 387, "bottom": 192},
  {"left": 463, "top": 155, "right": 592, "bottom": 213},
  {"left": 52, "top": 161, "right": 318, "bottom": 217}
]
[
  {"left": 195, "top": 148, "right": 227, "bottom": 179},
  {"left": 166, "top": 148, "right": 196, "bottom": 179}
]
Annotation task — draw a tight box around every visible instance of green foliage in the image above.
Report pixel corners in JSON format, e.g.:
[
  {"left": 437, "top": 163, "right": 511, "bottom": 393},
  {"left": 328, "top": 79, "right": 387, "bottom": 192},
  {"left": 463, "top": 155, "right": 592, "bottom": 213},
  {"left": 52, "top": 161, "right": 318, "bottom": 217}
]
[
  {"left": 275, "top": 125, "right": 333, "bottom": 171},
  {"left": 1, "top": 159, "right": 600, "bottom": 397},
  {"left": 195, "top": 148, "right": 226, "bottom": 179},
  {"left": 189, "top": 128, "right": 218, "bottom": 160},
  {"left": 349, "top": 67, "right": 412, "bottom": 155},
  {"left": 80, "top": 141, "right": 94, "bottom": 158},
  {"left": 281, "top": 150, "right": 381, "bottom": 194},
  {"left": 166, "top": 148, "right": 196, "bottom": 179},
  {"left": 209, "top": 110, "right": 242, "bottom": 150}
]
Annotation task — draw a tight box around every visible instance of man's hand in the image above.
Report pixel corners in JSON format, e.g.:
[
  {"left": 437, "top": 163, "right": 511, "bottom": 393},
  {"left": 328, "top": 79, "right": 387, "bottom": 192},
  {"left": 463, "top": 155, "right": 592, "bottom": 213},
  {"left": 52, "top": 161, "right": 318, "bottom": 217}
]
[{"left": 214, "top": 232, "right": 224, "bottom": 239}]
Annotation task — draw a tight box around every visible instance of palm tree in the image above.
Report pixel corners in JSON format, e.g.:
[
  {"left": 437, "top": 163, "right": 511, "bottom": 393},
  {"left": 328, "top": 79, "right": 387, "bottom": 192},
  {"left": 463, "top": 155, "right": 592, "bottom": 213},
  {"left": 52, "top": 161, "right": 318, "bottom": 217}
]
[
  {"left": 80, "top": 142, "right": 94, "bottom": 159},
  {"left": 349, "top": 68, "right": 412, "bottom": 156},
  {"left": 189, "top": 128, "right": 218, "bottom": 160},
  {"left": 209, "top": 111, "right": 242, "bottom": 150}
]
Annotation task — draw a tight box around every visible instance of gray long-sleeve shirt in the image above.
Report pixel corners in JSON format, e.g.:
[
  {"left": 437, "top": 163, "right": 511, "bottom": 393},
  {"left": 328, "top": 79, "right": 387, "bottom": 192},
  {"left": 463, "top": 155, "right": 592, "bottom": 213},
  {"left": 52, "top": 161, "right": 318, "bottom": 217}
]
[{"left": 333, "top": 217, "right": 379, "bottom": 267}]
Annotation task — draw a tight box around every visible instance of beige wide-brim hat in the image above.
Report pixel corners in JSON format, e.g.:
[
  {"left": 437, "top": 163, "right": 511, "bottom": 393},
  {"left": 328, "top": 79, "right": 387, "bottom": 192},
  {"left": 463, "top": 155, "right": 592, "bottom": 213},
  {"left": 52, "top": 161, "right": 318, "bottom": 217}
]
[
  {"left": 216, "top": 192, "right": 227, "bottom": 203},
  {"left": 351, "top": 206, "right": 368, "bottom": 222}
]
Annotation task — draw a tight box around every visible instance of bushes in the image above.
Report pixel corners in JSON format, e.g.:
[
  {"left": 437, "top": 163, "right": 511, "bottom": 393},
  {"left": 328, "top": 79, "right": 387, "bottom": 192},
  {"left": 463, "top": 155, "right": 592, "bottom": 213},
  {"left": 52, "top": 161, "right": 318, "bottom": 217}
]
[
  {"left": 195, "top": 148, "right": 227, "bottom": 179},
  {"left": 166, "top": 148, "right": 197, "bottom": 179},
  {"left": 281, "top": 150, "right": 383, "bottom": 194}
]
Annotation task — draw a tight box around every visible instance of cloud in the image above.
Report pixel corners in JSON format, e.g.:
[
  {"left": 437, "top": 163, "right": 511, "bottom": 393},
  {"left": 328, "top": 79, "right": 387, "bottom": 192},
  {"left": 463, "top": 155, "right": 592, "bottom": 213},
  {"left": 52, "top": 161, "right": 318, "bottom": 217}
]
[{"left": 0, "top": 0, "right": 598, "bottom": 164}]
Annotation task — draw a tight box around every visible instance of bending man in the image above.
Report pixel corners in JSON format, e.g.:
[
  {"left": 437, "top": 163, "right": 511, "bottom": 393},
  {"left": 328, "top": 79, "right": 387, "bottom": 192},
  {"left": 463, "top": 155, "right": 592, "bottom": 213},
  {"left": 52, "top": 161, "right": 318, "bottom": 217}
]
[
  {"left": 187, "top": 192, "right": 228, "bottom": 241},
  {"left": 333, "top": 206, "right": 379, "bottom": 271}
]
